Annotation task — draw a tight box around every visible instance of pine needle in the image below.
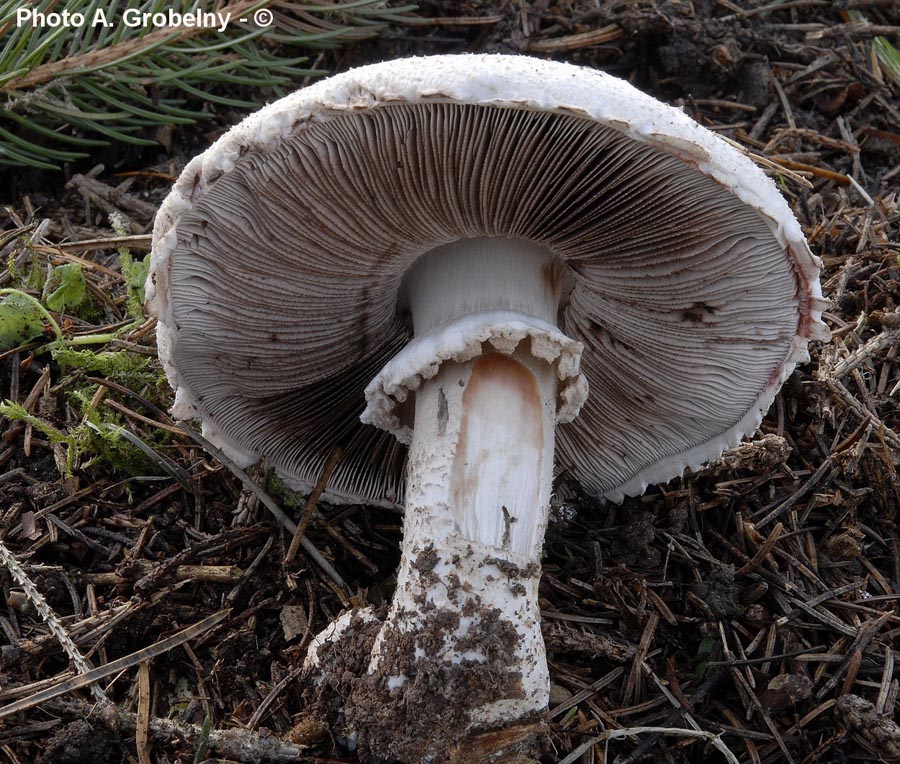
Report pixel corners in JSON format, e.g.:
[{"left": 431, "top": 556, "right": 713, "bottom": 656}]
[
  {"left": 0, "top": 0, "right": 416, "bottom": 168},
  {"left": 558, "top": 726, "right": 741, "bottom": 764},
  {"left": 0, "top": 609, "right": 229, "bottom": 719},
  {"left": 845, "top": 9, "right": 900, "bottom": 88}
]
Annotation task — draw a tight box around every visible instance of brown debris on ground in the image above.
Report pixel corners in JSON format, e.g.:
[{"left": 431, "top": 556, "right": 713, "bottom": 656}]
[{"left": 1, "top": 1, "right": 899, "bottom": 763}]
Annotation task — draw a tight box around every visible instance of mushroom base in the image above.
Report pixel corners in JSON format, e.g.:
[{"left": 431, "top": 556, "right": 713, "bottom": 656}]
[{"left": 344, "top": 539, "right": 545, "bottom": 763}]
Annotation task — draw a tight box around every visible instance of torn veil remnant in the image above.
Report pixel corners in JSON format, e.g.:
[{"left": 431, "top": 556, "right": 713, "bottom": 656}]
[{"left": 147, "top": 54, "right": 829, "bottom": 763}]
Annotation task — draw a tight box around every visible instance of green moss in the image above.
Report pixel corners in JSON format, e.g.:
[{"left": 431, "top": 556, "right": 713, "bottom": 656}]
[
  {"left": 0, "top": 396, "right": 149, "bottom": 477},
  {"left": 53, "top": 347, "right": 151, "bottom": 379},
  {"left": 264, "top": 470, "right": 306, "bottom": 511},
  {"left": 0, "top": 400, "right": 69, "bottom": 444}
]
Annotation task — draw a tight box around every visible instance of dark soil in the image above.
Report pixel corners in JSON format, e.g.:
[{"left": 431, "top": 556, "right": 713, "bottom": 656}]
[
  {"left": 36, "top": 719, "right": 111, "bottom": 764},
  {"left": 345, "top": 604, "right": 523, "bottom": 763},
  {"left": 299, "top": 612, "right": 383, "bottom": 736}
]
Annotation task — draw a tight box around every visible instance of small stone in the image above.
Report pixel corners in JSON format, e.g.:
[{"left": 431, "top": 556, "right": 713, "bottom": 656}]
[
  {"left": 280, "top": 605, "right": 308, "bottom": 642},
  {"left": 761, "top": 674, "right": 813, "bottom": 712},
  {"left": 824, "top": 528, "right": 864, "bottom": 561},
  {"left": 288, "top": 716, "right": 329, "bottom": 745},
  {"left": 549, "top": 683, "right": 573, "bottom": 707}
]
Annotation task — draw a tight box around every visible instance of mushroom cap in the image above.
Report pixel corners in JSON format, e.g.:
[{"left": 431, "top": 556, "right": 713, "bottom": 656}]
[{"left": 147, "top": 53, "right": 828, "bottom": 506}]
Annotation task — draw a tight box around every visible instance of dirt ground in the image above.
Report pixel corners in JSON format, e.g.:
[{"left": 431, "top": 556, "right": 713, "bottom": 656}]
[{"left": 1, "top": 1, "right": 899, "bottom": 763}]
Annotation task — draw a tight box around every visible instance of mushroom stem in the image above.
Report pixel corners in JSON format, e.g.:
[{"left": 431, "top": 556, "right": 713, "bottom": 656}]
[
  {"left": 402, "top": 237, "right": 570, "bottom": 336},
  {"left": 346, "top": 238, "right": 578, "bottom": 761},
  {"left": 353, "top": 349, "right": 557, "bottom": 758}
]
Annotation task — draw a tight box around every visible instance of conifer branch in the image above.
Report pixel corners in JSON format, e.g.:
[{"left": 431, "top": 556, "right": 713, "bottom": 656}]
[{"left": 0, "top": 0, "right": 416, "bottom": 169}]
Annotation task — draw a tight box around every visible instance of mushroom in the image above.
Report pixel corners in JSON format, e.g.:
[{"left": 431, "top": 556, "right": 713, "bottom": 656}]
[{"left": 147, "top": 54, "right": 829, "bottom": 762}]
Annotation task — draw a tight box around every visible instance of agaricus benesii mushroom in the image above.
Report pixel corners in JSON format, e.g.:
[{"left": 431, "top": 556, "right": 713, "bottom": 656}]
[{"left": 147, "top": 54, "right": 828, "bottom": 762}]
